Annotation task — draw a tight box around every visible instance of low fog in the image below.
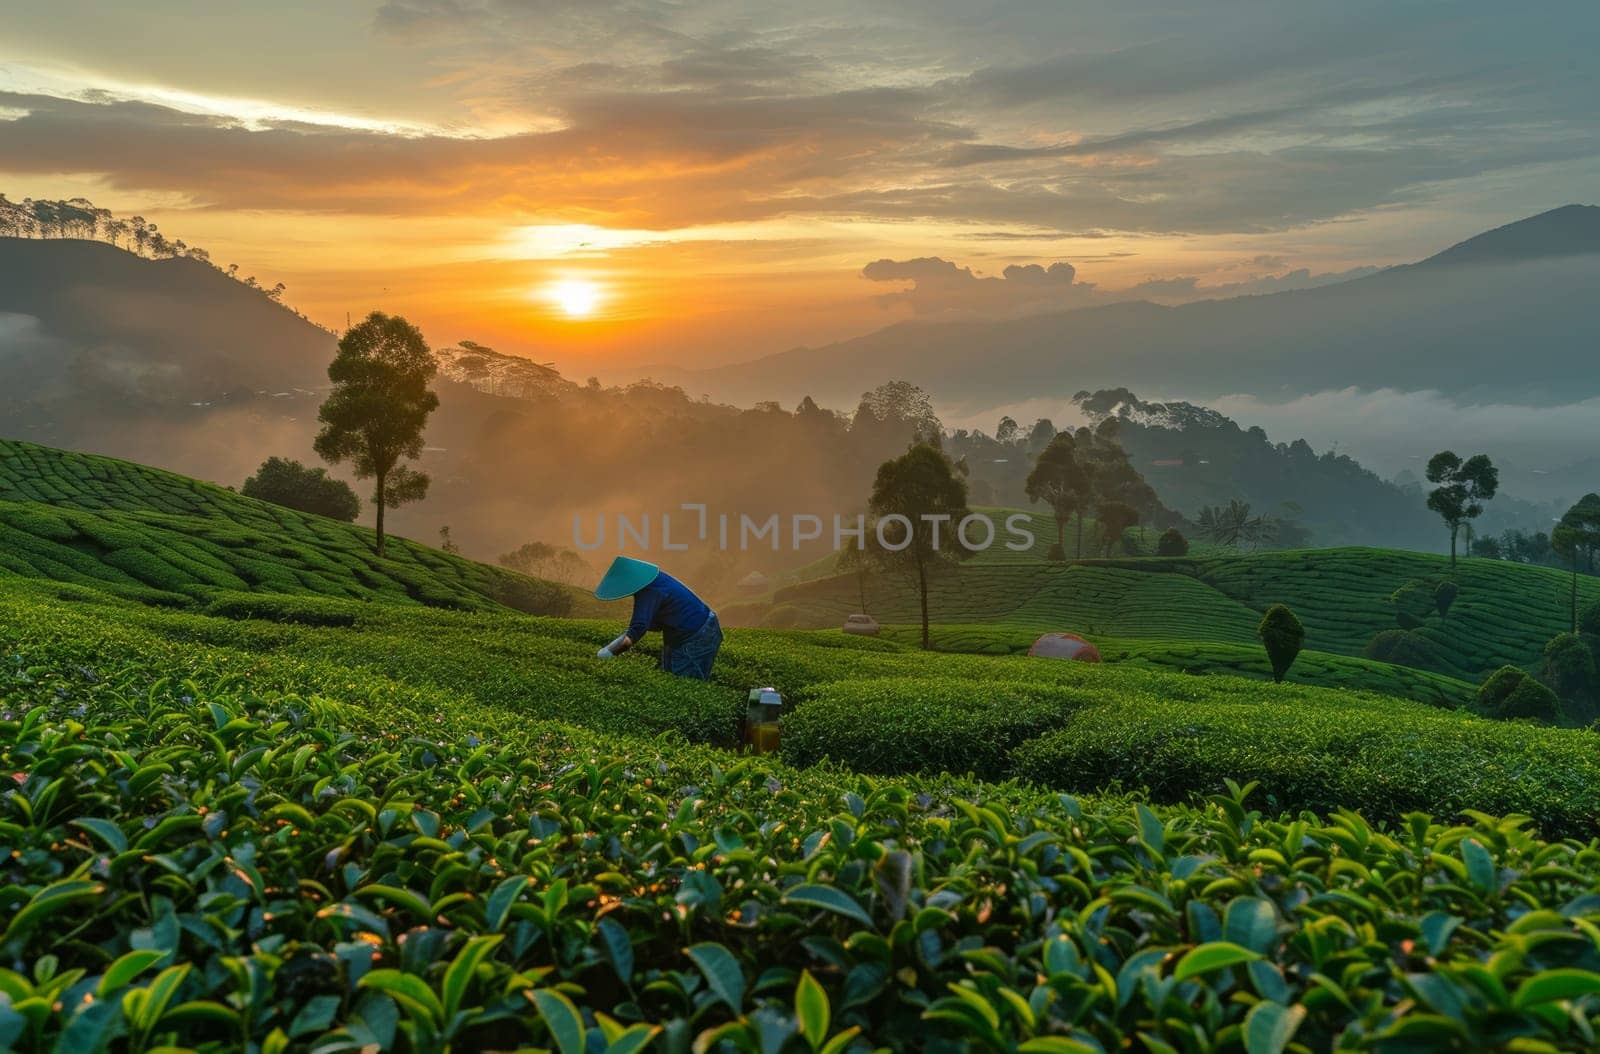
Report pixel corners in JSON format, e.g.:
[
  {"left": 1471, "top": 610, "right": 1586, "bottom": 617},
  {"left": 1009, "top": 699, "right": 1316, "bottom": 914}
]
[{"left": 953, "top": 387, "right": 1600, "bottom": 507}]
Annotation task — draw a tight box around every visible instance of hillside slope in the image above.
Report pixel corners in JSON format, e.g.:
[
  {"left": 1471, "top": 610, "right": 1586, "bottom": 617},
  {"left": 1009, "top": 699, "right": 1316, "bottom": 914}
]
[
  {"left": 0, "top": 438, "right": 578, "bottom": 613},
  {"left": 769, "top": 545, "right": 1596, "bottom": 684},
  {"left": 0, "top": 236, "right": 333, "bottom": 399}
]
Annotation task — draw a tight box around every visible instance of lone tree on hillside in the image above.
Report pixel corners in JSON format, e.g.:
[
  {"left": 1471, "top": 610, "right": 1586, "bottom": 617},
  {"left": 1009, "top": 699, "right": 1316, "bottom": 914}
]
[
  {"left": 869, "top": 442, "right": 974, "bottom": 650},
  {"left": 1258, "top": 603, "right": 1305, "bottom": 683},
  {"left": 1425, "top": 451, "right": 1498, "bottom": 567},
  {"left": 1156, "top": 527, "right": 1189, "bottom": 556},
  {"left": 1552, "top": 494, "right": 1600, "bottom": 631},
  {"left": 1197, "top": 499, "right": 1269, "bottom": 549},
  {"left": 241, "top": 457, "right": 360, "bottom": 522},
  {"left": 1025, "top": 432, "right": 1090, "bottom": 560},
  {"left": 314, "top": 312, "right": 440, "bottom": 557}
]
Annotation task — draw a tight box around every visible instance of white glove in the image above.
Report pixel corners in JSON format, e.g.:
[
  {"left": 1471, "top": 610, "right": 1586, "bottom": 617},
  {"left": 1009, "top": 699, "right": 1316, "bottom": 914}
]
[{"left": 597, "top": 646, "right": 614, "bottom": 659}]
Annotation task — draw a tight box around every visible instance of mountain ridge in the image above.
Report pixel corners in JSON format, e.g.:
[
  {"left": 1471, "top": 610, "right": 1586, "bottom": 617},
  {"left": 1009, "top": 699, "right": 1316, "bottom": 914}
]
[{"left": 676, "top": 205, "right": 1600, "bottom": 410}]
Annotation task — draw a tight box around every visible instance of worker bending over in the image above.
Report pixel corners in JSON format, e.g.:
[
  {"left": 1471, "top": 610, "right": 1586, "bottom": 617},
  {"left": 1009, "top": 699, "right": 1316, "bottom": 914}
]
[{"left": 594, "top": 556, "right": 723, "bottom": 679}]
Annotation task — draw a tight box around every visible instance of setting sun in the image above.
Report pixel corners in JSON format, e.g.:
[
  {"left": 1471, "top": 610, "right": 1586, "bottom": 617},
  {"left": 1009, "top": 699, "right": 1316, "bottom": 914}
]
[{"left": 544, "top": 278, "right": 603, "bottom": 318}]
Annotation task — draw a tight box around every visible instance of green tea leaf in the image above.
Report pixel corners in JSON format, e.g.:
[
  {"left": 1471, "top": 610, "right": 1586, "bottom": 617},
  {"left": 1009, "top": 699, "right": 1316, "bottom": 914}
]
[
  {"left": 783, "top": 884, "right": 873, "bottom": 927},
  {"left": 605, "top": 1023, "right": 662, "bottom": 1054},
  {"left": 1461, "top": 839, "right": 1496, "bottom": 894},
  {"left": 1224, "top": 898, "right": 1279, "bottom": 955},
  {"left": 1173, "top": 942, "right": 1261, "bottom": 982},
  {"left": 687, "top": 942, "right": 746, "bottom": 1011},
  {"left": 529, "top": 987, "right": 586, "bottom": 1054},
  {"left": 70, "top": 818, "right": 128, "bottom": 855},
  {"left": 485, "top": 875, "right": 529, "bottom": 933},
  {"left": 2, "top": 880, "right": 104, "bottom": 949},
  {"left": 796, "top": 970, "right": 830, "bottom": 1047},
  {"left": 1512, "top": 968, "right": 1600, "bottom": 1008},
  {"left": 1018, "top": 1038, "right": 1101, "bottom": 1053},
  {"left": 360, "top": 969, "right": 444, "bottom": 1027},
  {"left": 443, "top": 934, "right": 501, "bottom": 1018},
  {"left": 1243, "top": 1001, "right": 1304, "bottom": 1054},
  {"left": 96, "top": 950, "right": 164, "bottom": 998}
]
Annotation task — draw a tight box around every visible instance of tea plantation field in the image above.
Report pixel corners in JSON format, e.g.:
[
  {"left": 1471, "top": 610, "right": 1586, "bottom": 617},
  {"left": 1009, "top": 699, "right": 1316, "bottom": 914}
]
[
  {"left": 0, "top": 439, "right": 588, "bottom": 615},
  {"left": 875, "top": 625, "right": 1474, "bottom": 707},
  {"left": 769, "top": 546, "right": 1598, "bottom": 686},
  {"left": 7, "top": 442, "right": 1600, "bottom": 1049},
  {"left": 7, "top": 576, "right": 1600, "bottom": 1050}
]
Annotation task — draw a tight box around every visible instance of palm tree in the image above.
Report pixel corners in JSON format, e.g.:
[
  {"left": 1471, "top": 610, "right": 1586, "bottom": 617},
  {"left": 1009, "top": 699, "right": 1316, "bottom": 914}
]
[{"left": 1197, "top": 499, "right": 1270, "bottom": 549}]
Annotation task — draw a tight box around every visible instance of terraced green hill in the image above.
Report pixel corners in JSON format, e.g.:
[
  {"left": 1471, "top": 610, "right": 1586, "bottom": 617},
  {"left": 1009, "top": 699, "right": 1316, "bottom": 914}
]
[
  {"left": 770, "top": 545, "right": 1596, "bottom": 684},
  {"left": 0, "top": 438, "right": 582, "bottom": 613}
]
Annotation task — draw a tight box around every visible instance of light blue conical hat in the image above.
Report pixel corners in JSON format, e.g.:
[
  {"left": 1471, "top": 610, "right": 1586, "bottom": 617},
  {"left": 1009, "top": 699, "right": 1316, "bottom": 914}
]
[{"left": 594, "top": 556, "right": 660, "bottom": 600}]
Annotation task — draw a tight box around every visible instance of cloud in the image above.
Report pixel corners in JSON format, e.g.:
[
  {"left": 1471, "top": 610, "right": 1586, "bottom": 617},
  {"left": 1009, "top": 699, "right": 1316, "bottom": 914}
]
[
  {"left": 860, "top": 253, "right": 1386, "bottom": 318},
  {"left": 0, "top": 85, "right": 963, "bottom": 224},
  {"left": 0, "top": 311, "right": 56, "bottom": 358},
  {"left": 2, "top": 0, "right": 1596, "bottom": 242},
  {"left": 861, "top": 256, "right": 1093, "bottom": 315}
]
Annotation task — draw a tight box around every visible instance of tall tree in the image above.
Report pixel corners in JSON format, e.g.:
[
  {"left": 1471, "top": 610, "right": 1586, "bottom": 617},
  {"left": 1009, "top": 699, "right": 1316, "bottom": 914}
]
[
  {"left": 1025, "top": 432, "right": 1090, "bottom": 559},
  {"left": 1095, "top": 500, "right": 1140, "bottom": 557},
  {"left": 314, "top": 312, "right": 440, "bottom": 557},
  {"left": 1426, "top": 451, "right": 1497, "bottom": 567},
  {"left": 869, "top": 443, "right": 973, "bottom": 650},
  {"left": 1197, "top": 499, "right": 1269, "bottom": 549},
  {"left": 1552, "top": 494, "right": 1600, "bottom": 632}
]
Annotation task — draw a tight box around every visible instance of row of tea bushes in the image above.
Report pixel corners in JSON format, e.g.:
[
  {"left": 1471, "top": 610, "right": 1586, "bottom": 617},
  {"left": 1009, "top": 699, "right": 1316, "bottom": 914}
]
[{"left": 7, "top": 584, "right": 1600, "bottom": 1050}]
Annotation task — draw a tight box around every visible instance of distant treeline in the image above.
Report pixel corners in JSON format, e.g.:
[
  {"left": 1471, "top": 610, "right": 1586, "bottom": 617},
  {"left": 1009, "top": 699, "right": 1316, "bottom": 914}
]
[{"left": 947, "top": 388, "right": 1443, "bottom": 549}]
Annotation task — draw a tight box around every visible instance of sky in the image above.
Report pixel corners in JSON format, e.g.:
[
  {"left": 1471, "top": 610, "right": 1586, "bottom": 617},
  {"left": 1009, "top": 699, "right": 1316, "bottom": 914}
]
[{"left": 1, "top": 0, "right": 1596, "bottom": 377}]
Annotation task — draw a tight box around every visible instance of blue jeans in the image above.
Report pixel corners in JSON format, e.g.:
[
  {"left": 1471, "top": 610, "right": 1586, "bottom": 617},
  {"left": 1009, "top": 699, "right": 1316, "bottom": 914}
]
[{"left": 659, "top": 611, "right": 722, "bottom": 680}]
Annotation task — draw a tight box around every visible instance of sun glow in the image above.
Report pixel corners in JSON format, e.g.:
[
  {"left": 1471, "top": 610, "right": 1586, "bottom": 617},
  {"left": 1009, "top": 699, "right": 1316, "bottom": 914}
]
[{"left": 544, "top": 279, "right": 604, "bottom": 318}]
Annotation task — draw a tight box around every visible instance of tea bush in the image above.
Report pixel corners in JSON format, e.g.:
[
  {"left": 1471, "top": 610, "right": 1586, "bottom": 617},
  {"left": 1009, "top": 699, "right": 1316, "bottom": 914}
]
[
  {"left": 7, "top": 587, "right": 1600, "bottom": 1051},
  {"left": 1013, "top": 689, "right": 1600, "bottom": 831},
  {"left": 1473, "top": 665, "right": 1563, "bottom": 723},
  {"left": 781, "top": 678, "right": 1091, "bottom": 779}
]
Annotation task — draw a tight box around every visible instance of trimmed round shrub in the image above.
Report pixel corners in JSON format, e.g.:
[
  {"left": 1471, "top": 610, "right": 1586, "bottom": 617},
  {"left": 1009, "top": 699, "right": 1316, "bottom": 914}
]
[
  {"left": 1474, "top": 665, "right": 1561, "bottom": 723},
  {"left": 1363, "top": 629, "right": 1444, "bottom": 669},
  {"left": 1434, "top": 580, "right": 1459, "bottom": 619},
  {"left": 1579, "top": 601, "right": 1600, "bottom": 638},
  {"left": 1539, "top": 632, "right": 1597, "bottom": 706},
  {"left": 1391, "top": 579, "right": 1434, "bottom": 630},
  {"left": 242, "top": 457, "right": 361, "bottom": 522},
  {"left": 1257, "top": 603, "right": 1304, "bottom": 683},
  {"left": 1156, "top": 527, "right": 1189, "bottom": 557}
]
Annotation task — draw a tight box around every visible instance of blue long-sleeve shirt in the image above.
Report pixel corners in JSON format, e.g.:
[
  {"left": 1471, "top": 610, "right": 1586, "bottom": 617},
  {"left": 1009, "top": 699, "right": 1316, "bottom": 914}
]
[{"left": 627, "top": 571, "right": 712, "bottom": 646}]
